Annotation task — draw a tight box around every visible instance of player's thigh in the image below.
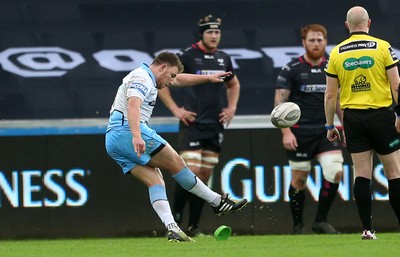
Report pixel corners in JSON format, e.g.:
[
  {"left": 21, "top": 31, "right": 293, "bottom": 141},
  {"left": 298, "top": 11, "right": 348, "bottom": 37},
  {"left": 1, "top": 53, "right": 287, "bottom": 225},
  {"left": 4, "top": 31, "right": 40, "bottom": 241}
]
[
  {"left": 180, "top": 150, "right": 202, "bottom": 173},
  {"left": 289, "top": 160, "right": 311, "bottom": 189},
  {"left": 351, "top": 150, "right": 374, "bottom": 178},
  {"left": 148, "top": 143, "right": 186, "bottom": 175},
  {"left": 201, "top": 150, "right": 219, "bottom": 169},
  {"left": 377, "top": 149, "right": 400, "bottom": 179}
]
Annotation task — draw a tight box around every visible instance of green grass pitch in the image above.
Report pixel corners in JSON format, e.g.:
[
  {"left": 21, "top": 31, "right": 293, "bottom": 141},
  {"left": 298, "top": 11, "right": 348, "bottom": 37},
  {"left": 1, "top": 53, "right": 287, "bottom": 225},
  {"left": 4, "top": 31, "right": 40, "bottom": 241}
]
[{"left": 0, "top": 233, "right": 399, "bottom": 257}]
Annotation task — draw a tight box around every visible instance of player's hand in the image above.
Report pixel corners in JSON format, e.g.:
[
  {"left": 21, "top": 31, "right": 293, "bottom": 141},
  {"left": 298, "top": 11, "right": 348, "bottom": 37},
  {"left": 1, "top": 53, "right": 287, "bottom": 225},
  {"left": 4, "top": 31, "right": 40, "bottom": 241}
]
[
  {"left": 133, "top": 137, "right": 146, "bottom": 157},
  {"left": 208, "top": 71, "right": 232, "bottom": 83},
  {"left": 219, "top": 107, "right": 235, "bottom": 127},
  {"left": 172, "top": 106, "right": 196, "bottom": 126},
  {"left": 396, "top": 116, "right": 400, "bottom": 134},
  {"left": 339, "top": 127, "right": 347, "bottom": 147},
  {"left": 282, "top": 130, "right": 298, "bottom": 151},
  {"left": 326, "top": 127, "right": 341, "bottom": 142}
]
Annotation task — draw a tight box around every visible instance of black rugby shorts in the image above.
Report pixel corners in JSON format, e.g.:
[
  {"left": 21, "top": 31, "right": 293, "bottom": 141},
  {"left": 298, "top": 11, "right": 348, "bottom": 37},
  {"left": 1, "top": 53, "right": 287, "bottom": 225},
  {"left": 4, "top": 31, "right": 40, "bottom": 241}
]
[
  {"left": 344, "top": 108, "right": 400, "bottom": 154},
  {"left": 286, "top": 127, "right": 342, "bottom": 161},
  {"left": 178, "top": 122, "right": 224, "bottom": 153}
]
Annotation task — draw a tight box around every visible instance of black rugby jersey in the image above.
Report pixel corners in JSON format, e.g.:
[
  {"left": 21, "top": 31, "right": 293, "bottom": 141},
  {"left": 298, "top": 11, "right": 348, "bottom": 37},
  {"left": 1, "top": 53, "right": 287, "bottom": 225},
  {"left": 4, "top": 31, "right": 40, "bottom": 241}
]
[
  {"left": 177, "top": 43, "right": 235, "bottom": 124},
  {"left": 276, "top": 55, "right": 327, "bottom": 128}
]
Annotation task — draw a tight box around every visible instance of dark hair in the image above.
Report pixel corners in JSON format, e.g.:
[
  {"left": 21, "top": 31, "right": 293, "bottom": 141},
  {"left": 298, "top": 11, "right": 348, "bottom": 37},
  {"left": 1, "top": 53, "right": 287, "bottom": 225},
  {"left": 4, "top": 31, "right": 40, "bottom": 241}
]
[
  {"left": 301, "top": 24, "right": 327, "bottom": 40},
  {"left": 152, "top": 52, "right": 184, "bottom": 73}
]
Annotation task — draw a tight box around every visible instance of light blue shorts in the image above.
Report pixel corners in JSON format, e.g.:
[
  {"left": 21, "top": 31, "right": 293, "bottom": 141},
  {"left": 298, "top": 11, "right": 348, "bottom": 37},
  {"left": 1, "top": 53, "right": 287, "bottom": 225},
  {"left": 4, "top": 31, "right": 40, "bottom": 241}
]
[{"left": 105, "top": 111, "right": 167, "bottom": 174}]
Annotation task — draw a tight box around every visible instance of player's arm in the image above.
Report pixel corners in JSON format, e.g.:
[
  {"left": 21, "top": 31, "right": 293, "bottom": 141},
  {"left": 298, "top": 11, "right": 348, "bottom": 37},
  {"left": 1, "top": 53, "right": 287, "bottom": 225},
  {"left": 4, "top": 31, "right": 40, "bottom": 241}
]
[
  {"left": 274, "top": 88, "right": 290, "bottom": 106},
  {"left": 127, "top": 96, "right": 146, "bottom": 157},
  {"left": 335, "top": 89, "right": 344, "bottom": 125},
  {"left": 334, "top": 88, "right": 346, "bottom": 145},
  {"left": 220, "top": 76, "right": 240, "bottom": 126},
  {"left": 325, "top": 76, "right": 341, "bottom": 141},
  {"left": 388, "top": 66, "right": 400, "bottom": 105},
  {"left": 387, "top": 65, "right": 400, "bottom": 133},
  {"left": 173, "top": 71, "right": 232, "bottom": 86},
  {"left": 274, "top": 88, "right": 297, "bottom": 150},
  {"left": 158, "top": 88, "right": 196, "bottom": 126}
]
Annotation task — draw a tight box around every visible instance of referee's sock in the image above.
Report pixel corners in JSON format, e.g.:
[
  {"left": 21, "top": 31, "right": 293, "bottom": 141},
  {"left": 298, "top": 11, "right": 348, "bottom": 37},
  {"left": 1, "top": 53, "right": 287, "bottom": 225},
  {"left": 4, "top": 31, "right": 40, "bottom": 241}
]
[
  {"left": 388, "top": 178, "right": 400, "bottom": 226},
  {"left": 354, "top": 176, "right": 373, "bottom": 230},
  {"left": 314, "top": 179, "right": 339, "bottom": 222}
]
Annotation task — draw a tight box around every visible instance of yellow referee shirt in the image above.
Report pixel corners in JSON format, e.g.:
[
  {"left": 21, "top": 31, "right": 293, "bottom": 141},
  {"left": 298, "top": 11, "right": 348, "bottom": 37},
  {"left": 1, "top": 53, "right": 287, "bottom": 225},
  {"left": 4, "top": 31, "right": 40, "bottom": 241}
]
[{"left": 325, "top": 32, "right": 399, "bottom": 109}]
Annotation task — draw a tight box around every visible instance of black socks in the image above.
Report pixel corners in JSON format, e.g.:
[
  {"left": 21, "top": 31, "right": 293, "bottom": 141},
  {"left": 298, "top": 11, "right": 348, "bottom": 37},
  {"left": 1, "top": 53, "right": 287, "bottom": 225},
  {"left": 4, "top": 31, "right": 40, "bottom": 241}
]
[
  {"left": 289, "top": 184, "right": 305, "bottom": 226},
  {"left": 315, "top": 179, "right": 339, "bottom": 222}
]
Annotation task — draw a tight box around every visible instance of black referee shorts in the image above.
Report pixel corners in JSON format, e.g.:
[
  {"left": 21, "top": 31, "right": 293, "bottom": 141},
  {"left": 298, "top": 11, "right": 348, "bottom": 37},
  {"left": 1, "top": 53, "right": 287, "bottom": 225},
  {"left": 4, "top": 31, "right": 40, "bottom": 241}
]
[{"left": 344, "top": 107, "right": 400, "bottom": 155}]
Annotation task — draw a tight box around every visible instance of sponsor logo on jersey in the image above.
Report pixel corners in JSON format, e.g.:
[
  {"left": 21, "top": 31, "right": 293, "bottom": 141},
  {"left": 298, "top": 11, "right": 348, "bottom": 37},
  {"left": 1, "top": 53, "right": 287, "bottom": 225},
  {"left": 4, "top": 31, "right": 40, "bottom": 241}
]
[
  {"left": 129, "top": 82, "right": 148, "bottom": 96},
  {"left": 343, "top": 56, "right": 374, "bottom": 70},
  {"left": 131, "top": 76, "right": 146, "bottom": 84},
  {"left": 351, "top": 74, "right": 371, "bottom": 92},
  {"left": 296, "top": 152, "right": 308, "bottom": 158},
  {"left": 339, "top": 40, "right": 377, "bottom": 53},
  {"left": 389, "top": 138, "right": 400, "bottom": 148},
  {"left": 204, "top": 55, "right": 214, "bottom": 59},
  {"left": 198, "top": 69, "right": 225, "bottom": 75},
  {"left": 300, "top": 72, "right": 308, "bottom": 79},
  {"left": 194, "top": 57, "right": 203, "bottom": 65},
  {"left": 189, "top": 141, "right": 200, "bottom": 147},
  {"left": 282, "top": 64, "right": 290, "bottom": 71},
  {"left": 310, "top": 68, "right": 322, "bottom": 73},
  {"left": 300, "top": 84, "right": 326, "bottom": 93},
  {"left": 276, "top": 75, "right": 287, "bottom": 83}
]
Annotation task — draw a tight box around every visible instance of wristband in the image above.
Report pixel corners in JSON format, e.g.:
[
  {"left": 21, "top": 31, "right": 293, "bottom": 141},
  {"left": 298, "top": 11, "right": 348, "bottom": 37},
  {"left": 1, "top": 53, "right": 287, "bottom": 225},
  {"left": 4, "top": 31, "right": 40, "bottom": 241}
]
[{"left": 325, "top": 124, "right": 335, "bottom": 130}]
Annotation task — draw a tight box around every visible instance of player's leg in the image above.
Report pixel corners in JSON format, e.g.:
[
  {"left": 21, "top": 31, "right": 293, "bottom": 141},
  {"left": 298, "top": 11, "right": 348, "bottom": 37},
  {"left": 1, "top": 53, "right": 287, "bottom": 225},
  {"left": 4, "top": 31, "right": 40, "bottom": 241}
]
[
  {"left": 172, "top": 150, "right": 201, "bottom": 227},
  {"left": 288, "top": 161, "right": 311, "bottom": 234},
  {"left": 186, "top": 150, "right": 219, "bottom": 236},
  {"left": 312, "top": 150, "right": 343, "bottom": 234},
  {"left": 171, "top": 124, "right": 201, "bottom": 228},
  {"left": 351, "top": 150, "right": 374, "bottom": 235},
  {"left": 172, "top": 185, "right": 189, "bottom": 226},
  {"left": 348, "top": 107, "right": 400, "bottom": 239},
  {"left": 377, "top": 149, "right": 400, "bottom": 226},
  {"left": 149, "top": 143, "right": 247, "bottom": 215},
  {"left": 130, "top": 166, "right": 194, "bottom": 242}
]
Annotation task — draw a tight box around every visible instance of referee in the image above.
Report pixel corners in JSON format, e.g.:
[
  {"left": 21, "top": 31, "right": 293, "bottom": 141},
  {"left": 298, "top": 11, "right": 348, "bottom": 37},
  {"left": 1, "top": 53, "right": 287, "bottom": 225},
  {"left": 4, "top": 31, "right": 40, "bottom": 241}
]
[{"left": 324, "top": 6, "right": 400, "bottom": 240}]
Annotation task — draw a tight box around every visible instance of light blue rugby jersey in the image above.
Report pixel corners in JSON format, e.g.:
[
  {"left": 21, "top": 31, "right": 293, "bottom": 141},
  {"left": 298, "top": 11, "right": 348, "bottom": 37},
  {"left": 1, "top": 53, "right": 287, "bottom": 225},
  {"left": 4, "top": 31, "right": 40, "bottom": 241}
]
[{"left": 109, "top": 63, "right": 158, "bottom": 123}]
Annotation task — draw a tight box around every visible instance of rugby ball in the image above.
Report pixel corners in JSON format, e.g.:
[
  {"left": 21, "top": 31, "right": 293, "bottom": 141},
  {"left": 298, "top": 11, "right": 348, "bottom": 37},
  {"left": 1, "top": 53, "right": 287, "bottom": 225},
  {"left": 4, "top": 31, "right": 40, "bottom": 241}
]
[{"left": 270, "top": 102, "right": 301, "bottom": 128}]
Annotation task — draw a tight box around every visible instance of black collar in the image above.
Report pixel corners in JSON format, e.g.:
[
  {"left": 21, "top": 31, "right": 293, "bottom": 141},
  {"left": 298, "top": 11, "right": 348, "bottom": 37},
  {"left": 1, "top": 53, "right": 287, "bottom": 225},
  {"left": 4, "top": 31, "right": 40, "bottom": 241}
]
[{"left": 349, "top": 31, "right": 369, "bottom": 36}]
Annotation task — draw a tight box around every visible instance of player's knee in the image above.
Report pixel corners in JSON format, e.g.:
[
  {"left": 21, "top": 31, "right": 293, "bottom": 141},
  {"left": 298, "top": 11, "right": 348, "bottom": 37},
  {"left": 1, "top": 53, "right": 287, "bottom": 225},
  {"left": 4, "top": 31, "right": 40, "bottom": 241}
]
[
  {"left": 334, "top": 171, "right": 343, "bottom": 183},
  {"left": 180, "top": 151, "right": 201, "bottom": 170},
  {"left": 289, "top": 160, "right": 311, "bottom": 190},
  {"left": 318, "top": 153, "right": 344, "bottom": 183},
  {"left": 201, "top": 156, "right": 219, "bottom": 169},
  {"left": 292, "top": 180, "right": 307, "bottom": 190}
]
